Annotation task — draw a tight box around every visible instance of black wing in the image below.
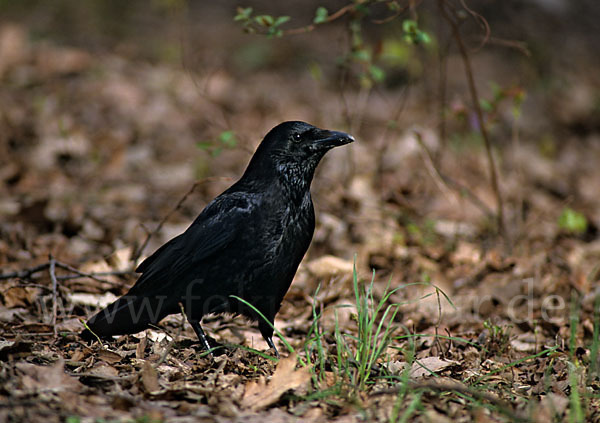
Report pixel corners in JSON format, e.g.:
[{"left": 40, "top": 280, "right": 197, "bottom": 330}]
[{"left": 128, "top": 193, "right": 256, "bottom": 295}]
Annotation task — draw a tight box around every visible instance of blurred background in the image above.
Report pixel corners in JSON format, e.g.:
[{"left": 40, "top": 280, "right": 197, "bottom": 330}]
[{"left": 1, "top": 0, "right": 599, "bottom": 262}]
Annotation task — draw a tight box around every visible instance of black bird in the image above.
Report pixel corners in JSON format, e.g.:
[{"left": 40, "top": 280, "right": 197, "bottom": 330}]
[{"left": 81, "top": 121, "right": 354, "bottom": 356}]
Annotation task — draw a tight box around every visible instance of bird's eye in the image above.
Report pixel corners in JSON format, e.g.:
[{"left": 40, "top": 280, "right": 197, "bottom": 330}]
[{"left": 293, "top": 133, "right": 302, "bottom": 142}]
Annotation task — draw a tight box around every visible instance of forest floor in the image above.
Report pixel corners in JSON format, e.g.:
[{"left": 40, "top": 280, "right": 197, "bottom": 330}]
[{"left": 1, "top": 9, "right": 600, "bottom": 423}]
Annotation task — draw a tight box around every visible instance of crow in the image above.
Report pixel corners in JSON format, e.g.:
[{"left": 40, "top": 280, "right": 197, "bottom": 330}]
[{"left": 80, "top": 121, "right": 354, "bottom": 356}]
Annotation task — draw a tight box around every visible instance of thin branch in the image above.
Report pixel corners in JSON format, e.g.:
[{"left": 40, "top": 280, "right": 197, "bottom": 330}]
[
  {"left": 487, "top": 36, "right": 531, "bottom": 56},
  {"left": 153, "top": 303, "right": 186, "bottom": 368},
  {"left": 459, "top": 0, "right": 490, "bottom": 52},
  {"left": 0, "top": 260, "right": 132, "bottom": 287},
  {"left": 439, "top": 0, "right": 506, "bottom": 238},
  {"left": 414, "top": 130, "right": 495, "bottom": 218},
  {"left": 371, "top": 5, "right": 409, "bottom": 24},
  {"left": 10, "top": 283, "right": 53, "bottom": 291},
  {"left": 283, "top": 3, "right": 356, "bottom": 35},
  {"left": 54, "top": 261, "right": 129, "bottom": 287},
  {"left": 56, "top": 270, "right": 134, "bottom": 281},
  {"left": 49, "top": 255, "right": 58, "bottom": 338},
  {"left": 0, "top": 262, "right": 50, "bottom": 280}
]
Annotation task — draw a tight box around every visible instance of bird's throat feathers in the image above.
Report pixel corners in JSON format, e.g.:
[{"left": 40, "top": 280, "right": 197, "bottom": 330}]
[{"left": 275, "top": 157, "right": 319, "bottom": 192}]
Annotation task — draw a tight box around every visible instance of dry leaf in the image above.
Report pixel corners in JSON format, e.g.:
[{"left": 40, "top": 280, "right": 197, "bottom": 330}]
[
  {"left": 306, "top": 255, "right": 354, "bottom": 279},
  {"left": 538, "top": 393, "right": 569, "bottom": 418},
  {"left": 511, "top": 334, "right": 538, "bottom": 352},
  {"left": 97, "top": 349, "right": 123, "bottom": 364},
  {"left": 141, "top": 360, "right": 160, "bottom": 393},
  {"left": 69, "top": 292, "right": 118, "bottom": 308},
  {"left": 410, "top": 357, "right": 459, "bottom": 379},
  {"left": 56, "top": 317, "right": 85, "bottom": 332},
  {"left": 90, "top": 362, "right": 119, "bottom": 378},
  {"left": 242, "top": 354, "right": 310, "bottom": 411},
  {"left": 136, "top": 335, "right": 148, "bottom": 359},
  {"left": 17, "top": 359, "right": 83, "bottom": 392},
  {"left": 2, "top": 285, "right": 40, "bottom": 308},
  {"left": 451, "top": 241, "right": 481, "bottom": 264},
  {"left": 106, "top": 247, "right": 133, "bottom": 271}
]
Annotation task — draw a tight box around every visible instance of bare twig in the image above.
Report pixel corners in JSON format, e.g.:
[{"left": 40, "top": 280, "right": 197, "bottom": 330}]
[
  {"left": 459, "top": 0, "right": 490, "bottom": 52},
  {"left": 444, "top": 328, "right": 454, "bottom": 355},
  {"left": 284, "top": 3, "right": 356, "bottom": 35},
  {"left": 54, "top": 261, "right": 129, "bottom": 287},
  {"left": 0, "top": 262, "right": 50, "bottom": 280},
  {"left": 414, "top": 131, "right": 455, "bottom": 201},
  {"left": 153, "top": 303, "right": 186, "bottom": 368},
  {"left": 487, "top": 36, "right": 531, "bottom": 56},
  {"left": 10, "top": 283, "right": 53, "bottom": 291},
  {"left": 371, "top": 4, "right": 409, "bottom": 24},
  {"left": 0, "top": 260, "right": 132, "bottom": 288},
  {"left": 48, "top": 255, "right": 58, "bottom": 338},
  {"left": 414, "top": 130, "right": 495, "bottom": 218},
  {"left": 439, "top": 0, "right": 506, "bottom": 238},
  {"left": 56, "top": 270, "right": 134, "bottom": 281}
]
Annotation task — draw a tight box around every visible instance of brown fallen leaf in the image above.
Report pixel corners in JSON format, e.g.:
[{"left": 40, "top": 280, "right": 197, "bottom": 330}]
[
  {"left": 136, "top": 335, "right": 148, "bottom": 359},
  {"left": 141, "top": 360, "right": 160, "bottom": 393},
  {"left": 410, "top": 356, "right": 459, "bottom": 379},
  {"left": 106, "top": 246, "right": 134, "bottom": 272},
  {"left": 242, "top": 354, "right": 310, "bottom": 411},
  {"left": 17, "top": 359, "right": 83, "bottom": 392},
  {"left": 97, "top": 348, "right": 123, "bottom": 364},
  {"left": 306, "top": 255, "right": 354, "bottom": 279},
  {"left": 2, "top": 285, "right": 40, "bottom": 308},
  {"left": 89, "top": 362, "right": 119, "bottom": 378}
]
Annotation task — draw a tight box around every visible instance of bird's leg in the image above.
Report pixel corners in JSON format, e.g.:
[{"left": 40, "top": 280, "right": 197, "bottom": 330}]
[{"left": 187, "top": 318, "right": 213, "bottom": 356}]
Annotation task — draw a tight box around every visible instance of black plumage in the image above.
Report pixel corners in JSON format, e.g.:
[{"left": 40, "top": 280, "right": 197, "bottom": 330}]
[{"left": 80, "top": 121, "right": 354, "bottom": 356}]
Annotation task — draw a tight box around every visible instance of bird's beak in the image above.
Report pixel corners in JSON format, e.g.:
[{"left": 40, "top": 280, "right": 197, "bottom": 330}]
[{"left": 314, "top": 129, "right": 355, "bottom": 149}]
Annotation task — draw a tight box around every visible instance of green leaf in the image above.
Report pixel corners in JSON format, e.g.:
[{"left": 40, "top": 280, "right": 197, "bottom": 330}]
[
  {"left": 369, "top": 64, "right": 385, "bottom": 83},
  {"left": 254, "top": 14, "right": 274, "bottom": 26},
  {"left": 218, "top": 130, "right": 237, "bottom": 147},
  {"left": 558, "top": 208, "right": 588, "bottom": 234},
  {"left": 387, "top": 1, "right": 400, "bottom": 12},
  {"left": 273, "top": 15, "right": 290, "bottom": 27},
  {"left": 416, "top": 30, "right": 431, "bottom": 44},
  {"left": 314, "top": 7, "right": 329, "bottom": 24},
  {"left": 266, "top": 27, "right": 283, "bottom": 38},
  {"left": 234, "top": 7, "right": 253, "bottom": 22},
  {"left": 352, "top": 48, "right": 371, "bottom": 63},
  {"left": 402, "top": 19, "right": 431, "bottom": 45},
  {"left": 402, "top": 19, "right": 417, "bottom": 34},
  {"left": 480, "top": 98, "right": 493, "bottom": 112}
]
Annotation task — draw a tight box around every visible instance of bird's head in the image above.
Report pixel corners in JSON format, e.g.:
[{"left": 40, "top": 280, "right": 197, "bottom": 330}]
[{"left": 244, "top": 121, "right": 354, "bottom": 184}]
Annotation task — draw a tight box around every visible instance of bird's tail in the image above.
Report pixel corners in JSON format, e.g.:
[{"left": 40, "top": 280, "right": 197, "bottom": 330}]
[{"left": 80, "top": 294, "right": 171, "bottom": 341}]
